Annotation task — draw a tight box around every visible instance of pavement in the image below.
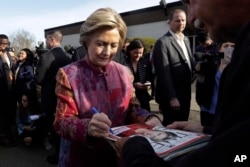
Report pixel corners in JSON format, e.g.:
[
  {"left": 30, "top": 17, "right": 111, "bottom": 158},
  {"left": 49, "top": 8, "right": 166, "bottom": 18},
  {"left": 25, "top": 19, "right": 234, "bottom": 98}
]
[
  {"left": 150, "top": 82, "right": 200, "bottom": 124},
  {"left": 0, "top": 83, "right": 200, "bottom": 167}
]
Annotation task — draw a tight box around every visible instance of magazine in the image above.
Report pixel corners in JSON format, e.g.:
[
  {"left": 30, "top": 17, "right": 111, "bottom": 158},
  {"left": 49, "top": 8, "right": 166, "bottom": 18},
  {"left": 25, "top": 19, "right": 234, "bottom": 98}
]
[{"left": 107, "top": 123, "right": 210, "bottom": 161}]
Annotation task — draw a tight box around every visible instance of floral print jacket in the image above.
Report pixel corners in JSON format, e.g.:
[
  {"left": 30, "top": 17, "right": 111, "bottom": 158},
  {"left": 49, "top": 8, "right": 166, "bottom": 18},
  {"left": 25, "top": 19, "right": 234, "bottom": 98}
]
[{"left": 54, "top": 57, "right": 152, "bottom": 167}]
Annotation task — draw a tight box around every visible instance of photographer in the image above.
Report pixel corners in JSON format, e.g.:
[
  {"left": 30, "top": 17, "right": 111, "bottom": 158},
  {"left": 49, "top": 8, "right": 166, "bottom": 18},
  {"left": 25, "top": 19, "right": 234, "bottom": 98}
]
[
  {"left": 195, "top": 42, "right": 234, "bottom": 126},
  {"left": 34, "top": 41, "right": 49, "bottom": 69}
]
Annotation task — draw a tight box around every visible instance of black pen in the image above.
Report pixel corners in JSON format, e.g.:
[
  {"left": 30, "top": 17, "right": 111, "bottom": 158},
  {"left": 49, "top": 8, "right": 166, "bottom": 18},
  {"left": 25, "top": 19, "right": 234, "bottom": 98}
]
[{"left": 91, "top": 107, "right": 114, "bottom": 134}]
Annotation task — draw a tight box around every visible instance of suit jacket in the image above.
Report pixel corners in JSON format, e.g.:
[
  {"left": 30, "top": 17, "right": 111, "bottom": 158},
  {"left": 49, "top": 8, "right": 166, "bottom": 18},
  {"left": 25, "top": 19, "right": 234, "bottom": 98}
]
[
  {"left": 153, "top": 31, "right": 195, "bottom": 105},
  {"left": 0, "top": 53, "right": 16, "bottom": 107},
  {"left": 36, "top": 47, "right": 71, "bottom": 115}
]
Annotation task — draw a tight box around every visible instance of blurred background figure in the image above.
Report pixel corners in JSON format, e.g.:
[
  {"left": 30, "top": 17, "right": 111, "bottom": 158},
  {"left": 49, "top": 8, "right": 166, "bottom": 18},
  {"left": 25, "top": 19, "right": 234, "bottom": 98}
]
[
  {"left": 195, "top": 42, "right": 234, "bottom": 126},
  {"left": 144, "top": 44, "right": 155, "bottom": 99},
  {"left": 16, "top": 93, "right": 45, "bottom": 146},
  {"left": 195, "top": 31, "right": 218, "bottom": 54},
  {"left": 0, "top": 34, "right": 18, "bottom": 147},
  {"left": 15, "top": 48, "right": 37, "bottom": 108},
  {"left": 113, "top": 37, "right": 130, "bottom": 65},
  {"left": 125, "top": 38, "right": 153, "bottom": 112}
]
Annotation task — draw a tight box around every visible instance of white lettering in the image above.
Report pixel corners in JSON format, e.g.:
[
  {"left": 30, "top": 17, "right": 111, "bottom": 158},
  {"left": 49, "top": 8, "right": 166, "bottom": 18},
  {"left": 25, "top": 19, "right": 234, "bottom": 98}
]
[{"left": 234, "top": 155, "right": 247, "bottom": 162}]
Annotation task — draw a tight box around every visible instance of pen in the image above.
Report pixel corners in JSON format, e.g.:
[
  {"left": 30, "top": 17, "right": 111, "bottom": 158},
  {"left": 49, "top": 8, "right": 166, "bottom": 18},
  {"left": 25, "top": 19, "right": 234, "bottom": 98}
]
[{"left": 91, "top": 107, "right": 114, "bottom": 134}]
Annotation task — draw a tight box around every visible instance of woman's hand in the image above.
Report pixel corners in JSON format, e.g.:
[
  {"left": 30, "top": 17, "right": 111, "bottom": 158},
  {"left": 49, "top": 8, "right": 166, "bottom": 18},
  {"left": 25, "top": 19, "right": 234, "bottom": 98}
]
[
  {"left": 170, "top": 98, "right": 180, "bottom": 110},
  {"left": 88, "top": 112, "right": 112, "bottom": 138},
  {"left": 145, "top": 116, "right": 163, "bottom": 127}
]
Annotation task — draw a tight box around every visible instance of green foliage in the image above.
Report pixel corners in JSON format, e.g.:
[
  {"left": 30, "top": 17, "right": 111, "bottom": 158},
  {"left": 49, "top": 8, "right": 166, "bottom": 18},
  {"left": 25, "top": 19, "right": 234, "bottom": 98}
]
[{"left": 128, "top": 37, "right": 157, "bottom": 54}]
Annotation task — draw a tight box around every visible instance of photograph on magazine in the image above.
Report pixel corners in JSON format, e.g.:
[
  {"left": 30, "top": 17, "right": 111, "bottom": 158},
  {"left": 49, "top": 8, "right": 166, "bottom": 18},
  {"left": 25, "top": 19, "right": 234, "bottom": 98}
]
[{"left": 107, "top": 123, "right": 210, "bottom": 161}]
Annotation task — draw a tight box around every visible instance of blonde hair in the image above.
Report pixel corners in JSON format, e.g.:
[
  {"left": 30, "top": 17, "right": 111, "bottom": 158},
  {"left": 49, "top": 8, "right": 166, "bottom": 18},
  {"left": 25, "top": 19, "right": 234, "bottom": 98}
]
[{"left": 79, "top": 8, "right": 127, "bottom": 49}]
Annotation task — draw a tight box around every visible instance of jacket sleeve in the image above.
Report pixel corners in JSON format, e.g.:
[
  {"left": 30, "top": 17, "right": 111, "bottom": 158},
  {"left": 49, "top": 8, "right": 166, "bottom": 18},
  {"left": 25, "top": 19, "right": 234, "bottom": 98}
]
[
  {"left": 153, "top": 38, "right": 177, "bottom": 100},
  {"left": 35, "top": 53, "right": 50, "bottom": 85},
  {"left": 122, "top": 136, "right": 168, "bottom": 167},
  {"left": 53, "top": 68, "right": 90, "bottom": 143}
]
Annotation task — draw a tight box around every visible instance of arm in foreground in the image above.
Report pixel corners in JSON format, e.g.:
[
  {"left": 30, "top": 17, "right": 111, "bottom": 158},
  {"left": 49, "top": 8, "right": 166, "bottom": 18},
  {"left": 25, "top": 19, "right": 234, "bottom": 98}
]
[{"left": 116, "top": 136, "right": 167, "bottom": 167}]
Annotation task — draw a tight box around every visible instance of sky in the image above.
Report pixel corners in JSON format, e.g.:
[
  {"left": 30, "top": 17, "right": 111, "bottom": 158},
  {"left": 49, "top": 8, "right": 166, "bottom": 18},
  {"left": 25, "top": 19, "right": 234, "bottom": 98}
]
[{"left": 1, "top": 0, "right": 178, "bottom": 43}]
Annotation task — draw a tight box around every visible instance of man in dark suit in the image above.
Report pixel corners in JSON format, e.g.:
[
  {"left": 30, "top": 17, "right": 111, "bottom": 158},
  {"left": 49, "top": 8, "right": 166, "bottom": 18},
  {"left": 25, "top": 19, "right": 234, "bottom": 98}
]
[
  {"left": 0, "top": 34, "right": 18, "bottom": 147},
  {"left": 153, "top": 9, "right": 195, "bottom": 126},
  {"left": 36, "top": 30, "right": 71, "bottom": 164}
]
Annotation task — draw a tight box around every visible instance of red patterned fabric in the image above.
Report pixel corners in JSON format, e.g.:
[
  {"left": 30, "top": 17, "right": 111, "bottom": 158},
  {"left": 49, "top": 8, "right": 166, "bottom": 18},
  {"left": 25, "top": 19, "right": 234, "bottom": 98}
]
[{"left": 54, "top": 58, "right": 150, "bottom": 166}]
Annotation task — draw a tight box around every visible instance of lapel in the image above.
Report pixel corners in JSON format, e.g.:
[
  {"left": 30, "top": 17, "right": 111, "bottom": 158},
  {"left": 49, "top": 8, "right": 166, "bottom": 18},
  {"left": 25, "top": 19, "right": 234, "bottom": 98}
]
[
  {"left": 167, "top": 31, "right": 187, "bottom": 61},
  {"left": 183, "top": 36, "right": 192, "bottom": 60},
  {"left": 167, "top": 31, "right": 193, "bottom": 70}
]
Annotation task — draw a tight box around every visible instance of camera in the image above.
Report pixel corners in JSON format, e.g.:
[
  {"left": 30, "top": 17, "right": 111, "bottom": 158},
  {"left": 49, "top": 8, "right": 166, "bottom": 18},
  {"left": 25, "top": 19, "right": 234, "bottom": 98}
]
[
  {"left": 5, "top": 47, "right": 15, "bottom": 52},
  {"left": 194, "top": 52, "right": 224, "bottom": 84},
  {"left": 34, "top": 41, "right": 49, "bottom": 67},
  {"left": 35, "top": 41, "right": 48, "bottom": 57}
]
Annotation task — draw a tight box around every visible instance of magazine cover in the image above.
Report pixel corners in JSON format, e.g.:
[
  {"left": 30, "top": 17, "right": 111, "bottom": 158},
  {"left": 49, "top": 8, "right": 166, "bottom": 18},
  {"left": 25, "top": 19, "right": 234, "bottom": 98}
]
[{"left": 107, "top": 123, "right": 210, "bottom": 161}]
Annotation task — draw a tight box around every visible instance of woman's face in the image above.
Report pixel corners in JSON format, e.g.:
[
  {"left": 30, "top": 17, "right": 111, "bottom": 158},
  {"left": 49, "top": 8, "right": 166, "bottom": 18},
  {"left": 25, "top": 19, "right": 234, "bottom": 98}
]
[
  {"left": 86, "top": 27, "right": 120, "bottom": 71},
  {"left": 129, "top": 48, "right": 144, "bottom": 62},
  {"left": 21, "top": 95, "right": 29, "bottom": 108},
  {"left": 18, "top": 50, "right": 28, "bottom": 62}
]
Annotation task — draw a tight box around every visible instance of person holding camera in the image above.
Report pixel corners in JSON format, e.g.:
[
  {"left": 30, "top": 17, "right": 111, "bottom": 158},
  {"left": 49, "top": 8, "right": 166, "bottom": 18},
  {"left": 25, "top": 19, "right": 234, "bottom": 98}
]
[
  {"left": 0, "top": 34, "right": 18, "bottom": 147},
  {"left": 196, "top": 42, "right": 234, "bottom": 126},
  {"left": 194, "top": 32, "right": 219, "bottom": 126},
  {"left": 36, "top": 30, "right": 72, "bottom": 165}
]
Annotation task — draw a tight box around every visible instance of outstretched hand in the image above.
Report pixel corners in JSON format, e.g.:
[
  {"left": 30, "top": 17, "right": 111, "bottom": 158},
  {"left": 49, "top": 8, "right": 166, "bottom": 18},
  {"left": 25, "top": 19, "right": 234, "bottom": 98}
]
[{"left": 166, "top": 121, "right": 204, "bottom": 133}]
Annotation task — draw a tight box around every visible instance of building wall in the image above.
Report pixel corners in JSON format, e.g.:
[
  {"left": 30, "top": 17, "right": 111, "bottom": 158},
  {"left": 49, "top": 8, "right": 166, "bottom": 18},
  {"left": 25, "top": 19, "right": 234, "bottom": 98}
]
[
  {"left": 46, "top": 2, "right": 192, "bottom": 49},
  {"left": 62, "top": 20, "right": 169, "bottom": 48},
  {"left": 126, "top": 21, "right": 168, "bottom": 39}
]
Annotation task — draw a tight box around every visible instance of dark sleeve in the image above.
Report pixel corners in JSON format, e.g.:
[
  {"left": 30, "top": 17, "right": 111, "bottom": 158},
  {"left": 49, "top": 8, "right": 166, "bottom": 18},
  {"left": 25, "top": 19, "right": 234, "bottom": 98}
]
[
  {"left": 174, "top": 118, "right": 250, "bottom": 167},
  {"left": 153, "top": 38, "right": 176, "bottom": 99},
  {"left": 122, "top": 136, "right": 168, "bottom": 167},
  {"left": 35, "top": 53, "right": 50, "bottom": 85}
]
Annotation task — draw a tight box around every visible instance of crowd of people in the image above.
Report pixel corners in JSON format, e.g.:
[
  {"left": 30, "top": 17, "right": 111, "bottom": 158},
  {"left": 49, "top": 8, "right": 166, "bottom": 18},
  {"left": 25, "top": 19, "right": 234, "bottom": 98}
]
[{"left": 1, "top": 0, "right": 250, "bottom": 166}]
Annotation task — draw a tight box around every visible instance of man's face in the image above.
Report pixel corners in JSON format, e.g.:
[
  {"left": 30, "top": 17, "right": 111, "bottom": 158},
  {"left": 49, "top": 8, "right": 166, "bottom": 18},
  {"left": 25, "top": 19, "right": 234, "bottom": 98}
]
[
  {"left": 45, "top": 35, "right": 53, "bottom": 49},
  {"left": 0, "top": 38, "right": 9, "bottom": 52},
  {"left": 182, "top": 0, "right": 243, "bottom": 42},
  {"left": 169, "top": 12, "right": 186, "bottom": 34}
]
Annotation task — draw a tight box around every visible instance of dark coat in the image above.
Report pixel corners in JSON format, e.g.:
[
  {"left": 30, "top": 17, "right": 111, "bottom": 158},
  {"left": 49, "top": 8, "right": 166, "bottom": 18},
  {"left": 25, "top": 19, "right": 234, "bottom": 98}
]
[
  {"left": 0, "top": 53, "right": 17, "bottom": 141},
  {"left": 36, "top": 47, "right": 71, "bottom": 117},
  {"left": 0, "top": 53, "right": 16, "bottom": 112},
  {"left": 15, "top": 61, "right": 36, "bottom": 102},
  {"left": 125, "top": 57, "right": 152, "bottom": 111},
  {"left": 153, "top": 31, "right": 195, "bottom": 105}
]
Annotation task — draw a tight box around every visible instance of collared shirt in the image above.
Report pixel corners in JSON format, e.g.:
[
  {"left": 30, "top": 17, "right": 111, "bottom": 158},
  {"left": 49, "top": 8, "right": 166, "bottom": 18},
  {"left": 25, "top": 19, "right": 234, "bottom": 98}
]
[{"left": 169, "top": 30, "right": 191, "bottom": 69}]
